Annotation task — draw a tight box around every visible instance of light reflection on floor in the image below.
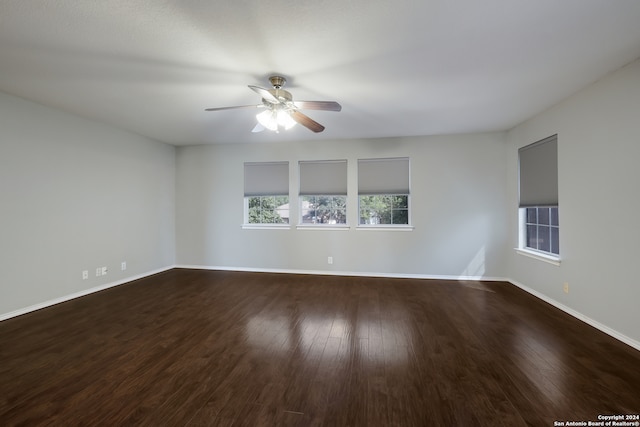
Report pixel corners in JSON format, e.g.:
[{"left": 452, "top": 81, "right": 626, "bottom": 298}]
[
  {"left": 511, "top": 322, "right": 568, "bottom": 403},
  {"left": 245, "top": 313, "right": 410, "bottom": 366}
]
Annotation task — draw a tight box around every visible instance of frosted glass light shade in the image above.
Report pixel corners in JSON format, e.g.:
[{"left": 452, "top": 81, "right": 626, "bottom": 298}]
[
  {"left": 256, "top": 110, "right": 278, "bottom": 131},
  {"left": 277, "top": 110, "right": 296, "bottom": 129},
  {"left": 256, "top": 109, "right": 297, "bottom": 131}
]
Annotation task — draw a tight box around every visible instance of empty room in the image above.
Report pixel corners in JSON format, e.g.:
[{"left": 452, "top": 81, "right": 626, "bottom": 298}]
[{"left": 1, "top": 1, "right": 640, "bottom": 425}]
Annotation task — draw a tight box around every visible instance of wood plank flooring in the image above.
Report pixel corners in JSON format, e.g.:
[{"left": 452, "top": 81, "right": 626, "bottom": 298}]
[{"left": 1, "top": 269, "right": 639, "bottom": 426}]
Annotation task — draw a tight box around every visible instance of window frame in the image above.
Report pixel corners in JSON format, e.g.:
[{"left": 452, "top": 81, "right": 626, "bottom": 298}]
[
  {"left": 520, "top": 206, "right": 559, "bottom": 257},
  {"left": 516, "top": 208, "right": 561, "bottom": 265},
  {"left": 297, "top": 160, "right": 349, "bottom": 230},
  {"left": 356, "top": 157, "right": 413, "bottom": 231},
  {"left": 243, "top": 161, "right": 291, "bottom": 229},
  {"left": 516, "top": 136, "right": 560, "bottom": 264},
  {"left": 243, "top": 195, "right": 291, "bottom": 227}
]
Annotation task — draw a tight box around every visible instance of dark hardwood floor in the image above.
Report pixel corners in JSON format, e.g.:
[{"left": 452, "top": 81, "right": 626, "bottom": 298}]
[{"left": 1, "top": 269, "right": 639, "bottom": 426}]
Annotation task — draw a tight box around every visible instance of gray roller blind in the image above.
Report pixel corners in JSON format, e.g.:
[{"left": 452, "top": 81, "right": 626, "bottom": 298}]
[
  {"left": 518, "top": 135, "right": 558, "bottom": 207},
  {"left": 299, "top": 160, "right": 347, "bottom": 195},
  {"left": 244, "top": 162, "right": 289, "bottom": 197},
  {"left": 358, "top": 157, "right": 410, "bottom": 195}
]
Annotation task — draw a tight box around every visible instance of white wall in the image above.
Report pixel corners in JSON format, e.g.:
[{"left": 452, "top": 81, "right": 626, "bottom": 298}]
[
  {"left": 506, "top": 58, "right": 640, "bottom": 345},
  {"left": 4, "top": 56, "right": 637, "bottom": 351},
  {"left": 0, "top": 92, "right": 176, "bottom": 317},
  {"left": 176, "top": 133, "right": 508, "bottom": 279}
]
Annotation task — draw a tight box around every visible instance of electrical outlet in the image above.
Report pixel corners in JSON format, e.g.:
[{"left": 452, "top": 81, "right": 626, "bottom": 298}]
[
  {"left": 82, "top": 270, "right": 89, "bottom": 280},
  {"left": 328, "top": 256, "right": 333, "bottom": 265},
  {"left": 96, "top": 267, "right": 102, "bottom": 277},
  {"left": 121, "top": 261, "right": 127, "bottom": 271},
  {"left": 563, "top": 282, "right": 569, "bottom": 294},
  {"left": 101, "top": 266, "right": 108, "bottom": 276}
]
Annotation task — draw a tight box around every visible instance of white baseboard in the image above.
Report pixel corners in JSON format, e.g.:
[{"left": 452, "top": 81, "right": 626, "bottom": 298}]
[
  {"left": 174, "top": 264, "right": 508, "bottom": 282},
  {"left": 509, "top": 279, "right": 640, "bottom": 352},
  {"left": 0, "top": 265, "right": 175, "bottom": 322}
]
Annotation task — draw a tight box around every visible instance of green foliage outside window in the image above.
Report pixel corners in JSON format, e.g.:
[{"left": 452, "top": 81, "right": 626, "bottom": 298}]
[
  {"left": 359, "top": 195, "right": 409, "bottom": 225},
  {"left": 301, "top": 196, "right": 347, "bottom": 224},
  {"left": 247, "top": 196, "right": 289, "bottom": 224}
]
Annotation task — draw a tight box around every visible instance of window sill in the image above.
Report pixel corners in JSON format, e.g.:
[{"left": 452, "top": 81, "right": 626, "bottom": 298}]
[
  {"left": 296, "top": 224, "right": 350, "bottom": 231},
  {"left": 515, "top": 248, "right": 561, "bottom": 266},
  {"left": 356, "top": 225, "right": 414, "bottom": 232},
  {"left": 242, "top": 224, "right": 291, "bottom": 230}
]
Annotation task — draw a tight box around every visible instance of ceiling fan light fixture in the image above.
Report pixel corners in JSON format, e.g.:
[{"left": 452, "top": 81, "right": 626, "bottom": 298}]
[
  {"left": 256, "top": 110, "right": 278, "bottom": 131},
  {"left": 277, "top": 110, "right": 297, "bottom": 130},
  {"left": 256, "top": 109, "right": 297, "bottom": 132}
]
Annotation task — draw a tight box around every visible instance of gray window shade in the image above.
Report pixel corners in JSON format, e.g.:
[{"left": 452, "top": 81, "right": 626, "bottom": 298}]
[
  {"left": 358, "top": 157, "right": 410, "bottom": 195},
  {"left": 518, "top": 135, "right": 558, "bottom": 207},
  {"left": 299, "top": 160, "right": 347, "bottom": 195},
  {"left": 244, "top": 162, "right": 289, "bottom": 197}
]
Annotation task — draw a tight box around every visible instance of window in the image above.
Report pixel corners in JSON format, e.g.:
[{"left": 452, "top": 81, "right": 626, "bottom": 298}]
[
  {"left": 301, "top": 195, "right": 346, "bottom": 224},
  {"left": 299, "top": 160, "right": 348, "bottom": 226},
  {"left": 358, "top": 158, "right": 411, "bottom": 227},
  {"left": 244, "top": 162, "right": 289, "bottom": 225},
  {"left": 518, "top": 135, "right": 559, "bottom": 258},
  {"left": 247, "top": 196, "right": 289, "bottom": 224},
  {"left": 524, "top": 206, "right": 559, "bottom": 255},
  {"left": 359, "top": 195, "right": 408, "bottom": 225}
]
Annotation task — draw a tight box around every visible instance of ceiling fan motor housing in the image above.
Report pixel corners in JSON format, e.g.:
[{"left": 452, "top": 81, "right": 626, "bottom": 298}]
[
  {"left": 268, "top": 75, "right": 286, "bottom": 89},
  {"left": 265, "top": 76, "right": 292, "bottom": 105}
]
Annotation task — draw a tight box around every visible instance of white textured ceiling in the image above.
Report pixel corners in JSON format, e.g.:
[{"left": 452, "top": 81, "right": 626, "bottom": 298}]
[{"left": 1, "top": 0, "right": 639, "bottom": 145}]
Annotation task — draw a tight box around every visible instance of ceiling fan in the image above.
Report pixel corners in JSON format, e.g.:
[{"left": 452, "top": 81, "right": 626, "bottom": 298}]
[{"left": 205, "top": 75, "right": 341, "bottom": 133}]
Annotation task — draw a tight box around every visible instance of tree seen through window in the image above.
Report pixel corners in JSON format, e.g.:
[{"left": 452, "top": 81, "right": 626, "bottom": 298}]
[
  {"left": 247, "top": 196, "right": 289, "bottom": 224},
  {"left": 301, "top": 196, "right": 346, "bottom": 224},
  {"left": 359, "top": 195, "right": 409, "bottom": 225}
]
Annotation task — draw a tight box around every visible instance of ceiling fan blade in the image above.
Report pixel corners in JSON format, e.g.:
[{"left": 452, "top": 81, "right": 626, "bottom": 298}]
[
  {"left": 290, "top": 111, "right": 325, "bottom": 133},
  {"left": 294, "top": 101, "right": 342, "bottom": 112},
  {"left": 251, "top": 122, "right": 266, "bottom": 133},
  {"left": 205, "top": 104, "right": 262, "bottom": 112},
  {"left": 248, "top": 85, "right": 280, "bottom": 104}
]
